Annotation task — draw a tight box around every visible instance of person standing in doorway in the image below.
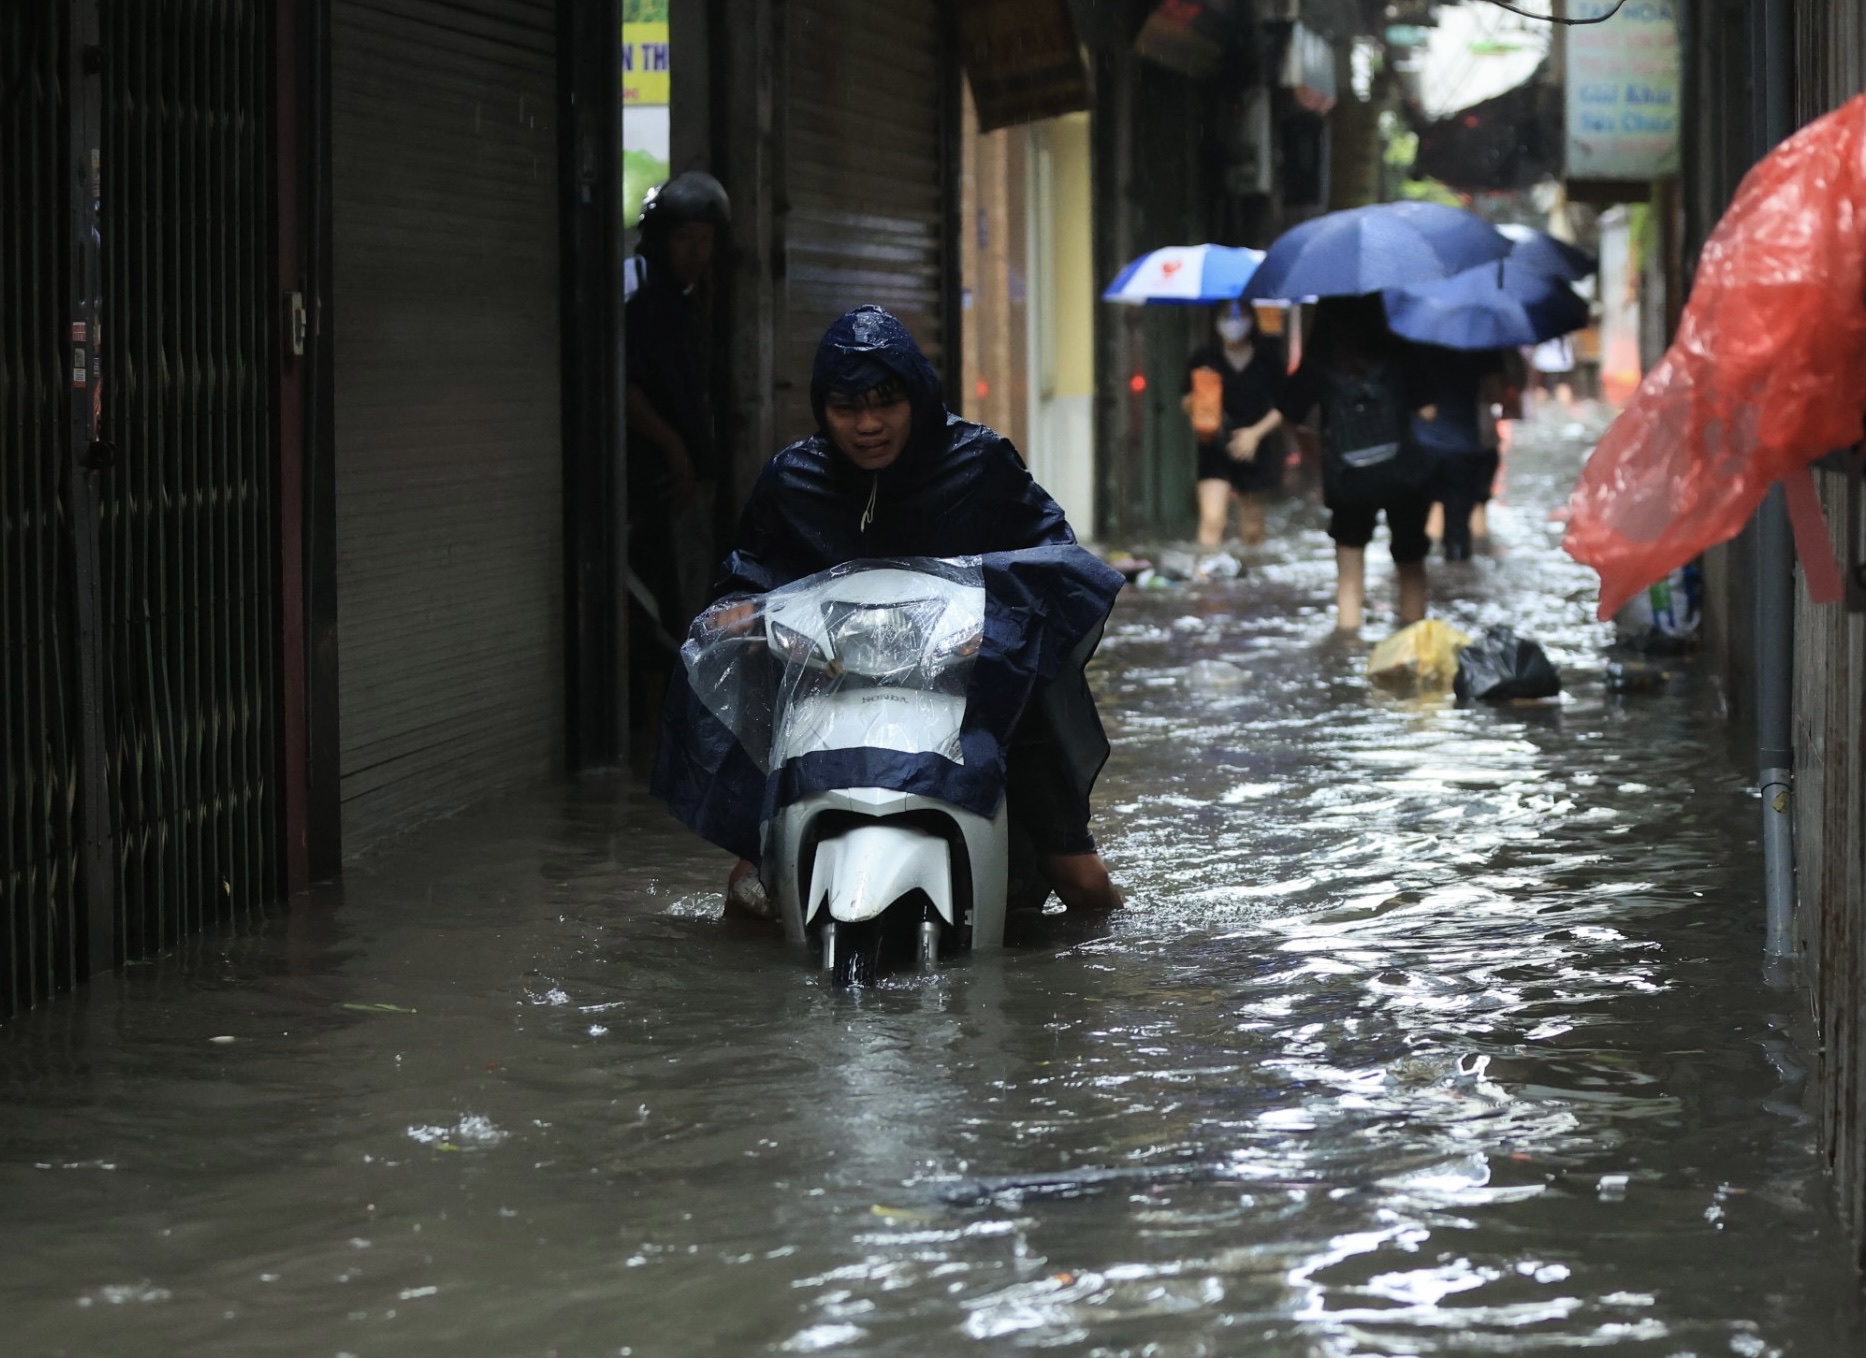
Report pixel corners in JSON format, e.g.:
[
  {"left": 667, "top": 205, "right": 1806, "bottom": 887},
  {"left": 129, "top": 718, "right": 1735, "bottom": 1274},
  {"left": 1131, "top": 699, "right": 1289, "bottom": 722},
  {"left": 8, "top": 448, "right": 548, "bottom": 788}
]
[
  {"left": 624, "top": 171, "right": 731, "bottom": 724},
  {"left": 1183, "top": 301, "right": 1286, "bottom": 548}
]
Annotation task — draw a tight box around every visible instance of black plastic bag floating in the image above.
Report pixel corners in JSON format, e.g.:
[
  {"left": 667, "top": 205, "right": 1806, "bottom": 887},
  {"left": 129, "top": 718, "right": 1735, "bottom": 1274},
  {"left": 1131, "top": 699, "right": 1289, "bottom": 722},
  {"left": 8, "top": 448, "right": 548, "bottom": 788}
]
[{"left": 1455, "top": 625, "right": 1562, "bottom": 702}]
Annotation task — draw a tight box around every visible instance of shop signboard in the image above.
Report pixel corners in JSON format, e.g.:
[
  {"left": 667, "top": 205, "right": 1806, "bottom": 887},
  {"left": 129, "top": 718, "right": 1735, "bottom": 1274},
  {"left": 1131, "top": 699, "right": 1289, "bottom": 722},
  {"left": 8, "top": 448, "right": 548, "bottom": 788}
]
[
  {"left": 1564, "top": 0, "right": 1679, "bottom": 182},
  {"left": 623, "top": 1, "right": 670, "bottom": 225}
]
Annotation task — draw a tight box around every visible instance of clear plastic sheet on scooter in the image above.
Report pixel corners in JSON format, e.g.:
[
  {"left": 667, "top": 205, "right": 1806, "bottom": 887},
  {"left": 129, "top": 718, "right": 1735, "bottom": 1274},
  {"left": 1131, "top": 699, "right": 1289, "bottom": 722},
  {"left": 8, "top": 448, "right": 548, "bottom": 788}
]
[
  {"left": 653, "top": 543, "right": 1124, "bottom": 862},
  {"left": 681, "top": 558, "right": 987, "bottom": 775}
]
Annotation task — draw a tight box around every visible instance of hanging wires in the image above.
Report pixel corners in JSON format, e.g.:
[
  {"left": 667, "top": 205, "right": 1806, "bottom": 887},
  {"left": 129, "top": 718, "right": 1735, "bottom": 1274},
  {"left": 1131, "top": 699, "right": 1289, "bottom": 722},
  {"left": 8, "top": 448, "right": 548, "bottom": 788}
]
[{"left": 1472, "top": 0, "right": 1630, "bottom": 22}]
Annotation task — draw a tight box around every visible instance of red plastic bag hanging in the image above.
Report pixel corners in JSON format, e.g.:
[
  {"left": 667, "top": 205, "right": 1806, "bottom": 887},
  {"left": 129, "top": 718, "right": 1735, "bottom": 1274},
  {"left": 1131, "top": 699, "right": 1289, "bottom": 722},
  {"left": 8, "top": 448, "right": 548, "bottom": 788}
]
[{"left": 1564, "top": 93, "right": 1866, "bottom": 620}]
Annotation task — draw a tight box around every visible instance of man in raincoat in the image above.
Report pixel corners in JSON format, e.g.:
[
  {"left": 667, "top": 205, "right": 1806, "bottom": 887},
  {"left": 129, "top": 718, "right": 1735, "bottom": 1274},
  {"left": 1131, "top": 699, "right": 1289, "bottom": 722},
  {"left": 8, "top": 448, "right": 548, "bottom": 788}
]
[{"left": 654, "top": 305, "right": 1124, "bottom": 915}]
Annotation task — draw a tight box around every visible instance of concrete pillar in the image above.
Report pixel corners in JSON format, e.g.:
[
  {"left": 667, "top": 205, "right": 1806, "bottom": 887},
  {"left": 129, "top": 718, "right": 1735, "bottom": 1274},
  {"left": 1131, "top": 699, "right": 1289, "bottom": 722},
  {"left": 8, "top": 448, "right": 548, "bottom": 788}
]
[{"left": 711, "top": 0, "right": 779, "bottom": 510}]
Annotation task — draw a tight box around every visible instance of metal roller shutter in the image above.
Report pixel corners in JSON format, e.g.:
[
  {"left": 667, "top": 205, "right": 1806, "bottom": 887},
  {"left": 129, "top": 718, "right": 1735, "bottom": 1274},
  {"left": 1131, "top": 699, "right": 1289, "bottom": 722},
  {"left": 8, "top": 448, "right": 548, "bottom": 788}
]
[
  {"left": 783, "top": 0, "right": 951, "bottom": 443},
  {"left": 331, "top": 0, "right": 562, "bottom": 851}
]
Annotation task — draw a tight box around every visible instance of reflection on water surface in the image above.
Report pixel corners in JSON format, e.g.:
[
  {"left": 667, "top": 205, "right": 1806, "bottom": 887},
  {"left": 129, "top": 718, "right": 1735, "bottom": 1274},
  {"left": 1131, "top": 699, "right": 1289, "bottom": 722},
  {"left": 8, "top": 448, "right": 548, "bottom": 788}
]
[{"left": 1, "top": 417, "right": 1859, "bottom": 1356}]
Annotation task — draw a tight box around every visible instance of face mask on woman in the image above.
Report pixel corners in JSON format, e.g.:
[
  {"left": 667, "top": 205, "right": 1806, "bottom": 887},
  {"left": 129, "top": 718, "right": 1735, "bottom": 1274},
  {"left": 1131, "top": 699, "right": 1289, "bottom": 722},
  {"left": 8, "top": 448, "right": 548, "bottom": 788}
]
[{"left": 1216, "top": 312, "right": 1251, "bottom": 344}]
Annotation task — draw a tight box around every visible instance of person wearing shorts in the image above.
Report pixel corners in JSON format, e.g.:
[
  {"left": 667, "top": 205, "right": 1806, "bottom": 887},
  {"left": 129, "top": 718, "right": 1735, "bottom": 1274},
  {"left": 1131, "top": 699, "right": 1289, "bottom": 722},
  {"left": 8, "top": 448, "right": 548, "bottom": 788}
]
[
  {"left": 1279, "top": 297, "right": 1437, "bottom": 633},
  {"left": 1413, "top": 345, "right": 1505, "bottom": 560},
  {"left": 1183, "top": 302, "right": 1286, "bottom": 547}
]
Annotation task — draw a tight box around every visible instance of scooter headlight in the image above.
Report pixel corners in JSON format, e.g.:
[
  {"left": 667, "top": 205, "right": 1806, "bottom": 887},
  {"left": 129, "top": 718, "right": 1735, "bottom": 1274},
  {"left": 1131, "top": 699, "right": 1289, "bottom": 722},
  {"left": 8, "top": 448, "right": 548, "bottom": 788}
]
[{"left": 824, "top": 600, "right": 944, "bottom": 682}]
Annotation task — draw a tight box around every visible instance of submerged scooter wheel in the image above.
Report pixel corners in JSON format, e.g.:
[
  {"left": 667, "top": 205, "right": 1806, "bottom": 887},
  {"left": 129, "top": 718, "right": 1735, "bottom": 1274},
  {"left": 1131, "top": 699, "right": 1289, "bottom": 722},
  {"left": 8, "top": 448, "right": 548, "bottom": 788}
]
[
  {"left": 838, "top": 928, "right": 881, "bottom": 987},
  {"left": 818, "top": 919, "right": 882, "bottom": 987}
]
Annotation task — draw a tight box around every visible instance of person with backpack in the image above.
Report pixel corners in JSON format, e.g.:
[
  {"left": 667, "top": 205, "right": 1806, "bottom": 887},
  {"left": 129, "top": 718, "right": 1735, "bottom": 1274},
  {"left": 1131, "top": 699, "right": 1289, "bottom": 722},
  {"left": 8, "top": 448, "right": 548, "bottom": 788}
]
[{"left": 1277, "top": 296, "right": 1438, "bottom": 633}]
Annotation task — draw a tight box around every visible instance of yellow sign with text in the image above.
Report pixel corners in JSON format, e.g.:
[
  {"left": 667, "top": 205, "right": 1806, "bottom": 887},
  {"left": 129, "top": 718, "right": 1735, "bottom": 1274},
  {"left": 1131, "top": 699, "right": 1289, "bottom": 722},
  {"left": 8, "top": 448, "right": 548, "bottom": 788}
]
[{"left": 623, "top": 23, "right": 669, "bottom": 105}]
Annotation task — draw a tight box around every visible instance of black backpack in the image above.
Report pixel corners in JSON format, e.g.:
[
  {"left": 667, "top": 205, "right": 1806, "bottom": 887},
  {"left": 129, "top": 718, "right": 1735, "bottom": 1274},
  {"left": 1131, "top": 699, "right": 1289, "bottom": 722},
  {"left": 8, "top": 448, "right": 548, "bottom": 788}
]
[{"left": 1319, "top": 361, "right": 1428, "bottom": 503}]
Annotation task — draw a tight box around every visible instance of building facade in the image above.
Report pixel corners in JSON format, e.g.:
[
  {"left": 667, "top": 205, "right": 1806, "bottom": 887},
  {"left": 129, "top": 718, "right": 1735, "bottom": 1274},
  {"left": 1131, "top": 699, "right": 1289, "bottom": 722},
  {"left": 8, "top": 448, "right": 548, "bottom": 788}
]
[
  {"left": 3, "top": 0, "right": 1395, "bottom": 1021},
  {"left": 0, "top": 0, "right": 630, "bottom": 1017},
  {"left": 1678, "top": 0, "right": 1866, "bottom": 1267}
]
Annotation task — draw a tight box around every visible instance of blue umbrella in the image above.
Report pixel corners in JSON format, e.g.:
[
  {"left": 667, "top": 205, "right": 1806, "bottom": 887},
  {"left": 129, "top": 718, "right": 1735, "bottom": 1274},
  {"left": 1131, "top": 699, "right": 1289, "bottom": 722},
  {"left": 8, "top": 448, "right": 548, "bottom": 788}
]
[
  {"left": 1382, "top": 259, "right": 1591, "bottom": 350},
  {"left": 1102, "top": 244, "right": 1264, "bottom": 304},
  {"left": 1243, "top": 201, "right": 1511, "bottom": 302},
  {"left": 1497, "top": 224, "right": 1597, "bottom": 281}
]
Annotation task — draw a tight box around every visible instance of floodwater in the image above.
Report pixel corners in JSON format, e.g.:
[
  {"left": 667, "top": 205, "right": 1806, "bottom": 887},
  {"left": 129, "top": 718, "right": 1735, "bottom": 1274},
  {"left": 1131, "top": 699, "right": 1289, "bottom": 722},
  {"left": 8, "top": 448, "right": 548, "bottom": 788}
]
[{"left": 4, "top": 411, "right": 1861, "bottom": 1357}]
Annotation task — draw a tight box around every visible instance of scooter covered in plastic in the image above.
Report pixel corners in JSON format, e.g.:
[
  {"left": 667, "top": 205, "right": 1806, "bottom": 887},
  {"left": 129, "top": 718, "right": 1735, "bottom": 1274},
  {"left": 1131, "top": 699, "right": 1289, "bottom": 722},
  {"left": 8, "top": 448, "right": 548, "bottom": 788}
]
[{"left": 659, "top": 547, "right": 1122, "bottom": 984}]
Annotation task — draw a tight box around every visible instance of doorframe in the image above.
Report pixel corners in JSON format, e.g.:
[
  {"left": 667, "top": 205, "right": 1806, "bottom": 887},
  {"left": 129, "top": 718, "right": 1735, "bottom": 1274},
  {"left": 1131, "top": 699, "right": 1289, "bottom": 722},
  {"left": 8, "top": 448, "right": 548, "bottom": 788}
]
[
  {"left": 297, "top": 0, "right": 343, "bottom": 882},
  {"left": 559, "top": 0, "right": 628, "bottom": 772}
]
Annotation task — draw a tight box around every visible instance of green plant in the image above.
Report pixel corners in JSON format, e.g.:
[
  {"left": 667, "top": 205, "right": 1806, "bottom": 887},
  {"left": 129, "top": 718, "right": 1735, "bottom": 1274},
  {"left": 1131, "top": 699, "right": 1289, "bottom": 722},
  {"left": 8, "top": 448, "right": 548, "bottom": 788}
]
[
  {"left": 1626, "top": 202, "right": 1656, "bottom": 272},
  {"left": 1398, "top": 177, "right": 1464, "bottom": 207},
  {"left": 1379, "top": 109, "right": 1417, "bottom": 171}
]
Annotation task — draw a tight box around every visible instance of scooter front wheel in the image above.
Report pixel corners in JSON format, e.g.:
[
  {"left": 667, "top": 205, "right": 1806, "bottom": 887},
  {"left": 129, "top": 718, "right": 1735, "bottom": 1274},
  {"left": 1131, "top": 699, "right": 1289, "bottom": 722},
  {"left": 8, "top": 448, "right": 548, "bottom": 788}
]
[
  {"left": 838, "top": 931, "right": 880, "bottom": 987},
  {"left": 818, "top": 919, "right": 882, "bottom": 987}
]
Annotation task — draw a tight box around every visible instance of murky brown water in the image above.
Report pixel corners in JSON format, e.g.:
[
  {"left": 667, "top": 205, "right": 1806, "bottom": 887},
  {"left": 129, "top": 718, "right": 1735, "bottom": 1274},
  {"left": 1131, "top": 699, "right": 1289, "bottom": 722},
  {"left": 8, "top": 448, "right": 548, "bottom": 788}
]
[{"left": 3, "top": 411, "right": 1861, "bottom": 1357}]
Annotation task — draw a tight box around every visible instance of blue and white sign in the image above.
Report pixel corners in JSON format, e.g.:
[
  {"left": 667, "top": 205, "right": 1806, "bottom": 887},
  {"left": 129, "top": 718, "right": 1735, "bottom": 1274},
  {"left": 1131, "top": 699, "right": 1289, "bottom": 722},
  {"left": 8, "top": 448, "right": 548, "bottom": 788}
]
[{"left": 1565, "top": 0, "right": 1679, "bottom": 181}]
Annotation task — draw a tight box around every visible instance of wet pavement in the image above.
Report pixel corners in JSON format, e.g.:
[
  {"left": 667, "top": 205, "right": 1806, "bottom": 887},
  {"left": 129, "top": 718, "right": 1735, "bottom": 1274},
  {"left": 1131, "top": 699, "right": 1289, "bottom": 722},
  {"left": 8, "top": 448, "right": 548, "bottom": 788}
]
[{"left": 3, "top": 411, "right": 1862, "bottom": 1356}]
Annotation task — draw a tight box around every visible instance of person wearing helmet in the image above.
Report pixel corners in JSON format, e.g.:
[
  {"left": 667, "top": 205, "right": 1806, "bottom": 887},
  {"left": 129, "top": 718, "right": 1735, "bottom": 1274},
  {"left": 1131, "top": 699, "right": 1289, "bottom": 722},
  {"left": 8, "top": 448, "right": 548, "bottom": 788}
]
[{"left": 625, "top": 170, "right": 732, "bottom": 690}]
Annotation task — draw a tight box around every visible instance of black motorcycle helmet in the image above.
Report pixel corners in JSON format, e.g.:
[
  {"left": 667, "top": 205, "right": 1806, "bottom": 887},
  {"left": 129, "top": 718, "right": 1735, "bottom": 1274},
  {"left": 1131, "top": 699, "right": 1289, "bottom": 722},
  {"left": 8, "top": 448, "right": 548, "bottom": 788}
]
[{"left": 637, "top": 170, "right": 731, "bottom": 268}]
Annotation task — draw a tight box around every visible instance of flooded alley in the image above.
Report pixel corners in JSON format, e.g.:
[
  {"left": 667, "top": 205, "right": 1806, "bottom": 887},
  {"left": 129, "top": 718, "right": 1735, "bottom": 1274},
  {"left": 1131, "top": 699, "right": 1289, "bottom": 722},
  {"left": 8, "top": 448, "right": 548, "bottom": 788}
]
[{"left": 4, "top": 417, "right": 1861, "bottom": 1357}]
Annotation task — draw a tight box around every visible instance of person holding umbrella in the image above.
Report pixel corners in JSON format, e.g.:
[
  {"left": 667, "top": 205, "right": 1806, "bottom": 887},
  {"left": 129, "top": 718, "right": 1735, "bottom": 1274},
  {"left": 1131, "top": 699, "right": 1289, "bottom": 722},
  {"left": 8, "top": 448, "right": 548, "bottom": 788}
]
[
  {"left": 1381, "top": 256, "right": 1592, "bottom": 558},
  {"left": 1244, "top": 201, "right": 1513, "bottom": 631},
  {"left": 1102, "top": 244, "right": 1277, "bottom": 546},
  {"left": 1277, "top": 296, "right": 1437, "bottom": 633},
  {"left": 1183, "top": 301, "right": 1286, "bottom": 548}
]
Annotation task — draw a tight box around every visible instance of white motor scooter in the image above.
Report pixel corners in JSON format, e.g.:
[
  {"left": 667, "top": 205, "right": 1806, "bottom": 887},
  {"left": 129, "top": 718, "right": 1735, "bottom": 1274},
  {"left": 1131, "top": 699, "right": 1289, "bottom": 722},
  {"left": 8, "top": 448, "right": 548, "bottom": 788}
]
[{"left": 755, "top": 563, "right": 1008, "bottom": 984}]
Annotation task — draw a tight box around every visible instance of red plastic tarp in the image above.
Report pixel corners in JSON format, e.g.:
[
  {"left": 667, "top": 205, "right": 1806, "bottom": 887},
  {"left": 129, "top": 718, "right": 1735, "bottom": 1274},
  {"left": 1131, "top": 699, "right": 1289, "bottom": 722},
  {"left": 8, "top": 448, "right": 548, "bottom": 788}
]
[{"left": 1564, "top": 93, "right": 1866, "bottom": 620}]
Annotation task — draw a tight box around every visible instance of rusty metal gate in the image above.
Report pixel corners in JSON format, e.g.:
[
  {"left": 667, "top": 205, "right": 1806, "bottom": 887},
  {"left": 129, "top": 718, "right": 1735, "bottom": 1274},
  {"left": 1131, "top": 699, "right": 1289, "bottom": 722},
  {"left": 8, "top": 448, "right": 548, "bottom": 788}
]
[
  {"left": 98, "top": 0, "right": 280, "bottom": 963},
  {"left": 1, "top": 4, "right": 85, "bottom": 1015},
  {"left": 0, "top": 0, "right": 281, "bottom": 1019}
]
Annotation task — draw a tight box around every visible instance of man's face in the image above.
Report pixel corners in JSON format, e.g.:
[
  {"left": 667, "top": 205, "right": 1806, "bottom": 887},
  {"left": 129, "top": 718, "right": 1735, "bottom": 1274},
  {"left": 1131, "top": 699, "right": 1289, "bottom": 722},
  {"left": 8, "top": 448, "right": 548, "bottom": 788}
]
[
  {"left": 666, "top": 220, "right": 715, "bottom": 287},
  {"left": 823, "top": 386, "right": 913, "bottom": 472}
]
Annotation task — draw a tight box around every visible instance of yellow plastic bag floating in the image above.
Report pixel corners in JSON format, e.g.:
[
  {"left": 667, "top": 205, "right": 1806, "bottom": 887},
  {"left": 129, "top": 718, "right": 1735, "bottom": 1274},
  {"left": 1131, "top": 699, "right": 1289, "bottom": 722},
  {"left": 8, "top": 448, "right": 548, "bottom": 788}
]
[{"left": 1366, "top": 619, "right": 1471, "bottom": 692}]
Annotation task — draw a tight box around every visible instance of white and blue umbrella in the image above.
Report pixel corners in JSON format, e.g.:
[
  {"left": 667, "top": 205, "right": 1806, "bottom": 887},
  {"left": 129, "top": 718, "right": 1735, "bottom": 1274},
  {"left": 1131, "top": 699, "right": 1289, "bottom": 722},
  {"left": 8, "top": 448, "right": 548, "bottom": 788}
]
[{"left": 1102, "top": 244, "right": 1265, "bottom": 305}]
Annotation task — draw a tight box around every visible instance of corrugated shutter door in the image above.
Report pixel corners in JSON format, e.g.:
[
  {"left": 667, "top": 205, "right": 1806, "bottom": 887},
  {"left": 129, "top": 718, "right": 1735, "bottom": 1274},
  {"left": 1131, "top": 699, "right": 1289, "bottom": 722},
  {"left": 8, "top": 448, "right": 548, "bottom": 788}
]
[
  {"left": 332, "top": 0, "right": 562, "bottom": 851},
  {"left": 784, "top": 0, "right": 949, "bottom": 443}
]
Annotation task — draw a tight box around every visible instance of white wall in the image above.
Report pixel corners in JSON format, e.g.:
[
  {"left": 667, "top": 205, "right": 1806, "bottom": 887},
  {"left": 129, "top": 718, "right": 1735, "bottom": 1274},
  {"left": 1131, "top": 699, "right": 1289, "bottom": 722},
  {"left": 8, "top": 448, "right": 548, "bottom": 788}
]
[{"left": 1025, "top": 114, "right": 1097, "bottom": 538}]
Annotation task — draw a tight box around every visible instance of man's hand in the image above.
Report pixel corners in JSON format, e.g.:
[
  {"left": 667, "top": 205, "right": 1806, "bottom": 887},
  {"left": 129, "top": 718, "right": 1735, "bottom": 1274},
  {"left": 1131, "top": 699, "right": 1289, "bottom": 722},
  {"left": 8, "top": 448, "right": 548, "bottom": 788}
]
[
  {"left": 626, "top": 380, "right": 701, "bottom": 512},
  {"left": 704, "top": 599, "right": 760, "bottom": 635},
  {"left": 1227, "top": 427, "right": 1259, "bottom": 463}
]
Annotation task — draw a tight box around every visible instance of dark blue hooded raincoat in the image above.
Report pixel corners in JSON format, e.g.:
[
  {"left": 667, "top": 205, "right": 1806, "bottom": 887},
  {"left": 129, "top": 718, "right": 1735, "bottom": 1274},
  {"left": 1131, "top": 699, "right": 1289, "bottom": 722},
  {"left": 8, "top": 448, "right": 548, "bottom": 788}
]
[{"left": 652, "top": 306, "right": 1123, "bottom": 861}]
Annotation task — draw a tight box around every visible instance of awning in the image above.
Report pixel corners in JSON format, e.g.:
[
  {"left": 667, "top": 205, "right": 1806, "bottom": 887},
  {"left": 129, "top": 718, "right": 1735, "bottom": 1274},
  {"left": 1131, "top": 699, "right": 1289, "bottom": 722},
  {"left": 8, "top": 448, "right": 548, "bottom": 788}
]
[
  {"left": 1412, "top": 67, "right": 1561, "bottom": 193},
  {"left": 955, "top": 0, "right": 1089, "bottom": 132}
]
